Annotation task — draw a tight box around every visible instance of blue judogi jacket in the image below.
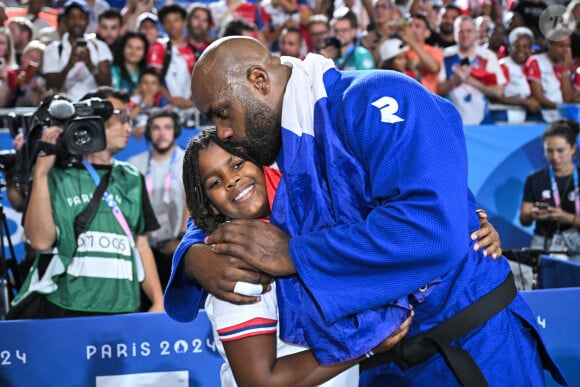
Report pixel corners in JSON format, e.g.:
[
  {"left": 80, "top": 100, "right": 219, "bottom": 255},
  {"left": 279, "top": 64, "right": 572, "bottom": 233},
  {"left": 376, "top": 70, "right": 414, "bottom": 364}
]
[{"left": 166, "top": 55, "right": 565, "bottom": 384}]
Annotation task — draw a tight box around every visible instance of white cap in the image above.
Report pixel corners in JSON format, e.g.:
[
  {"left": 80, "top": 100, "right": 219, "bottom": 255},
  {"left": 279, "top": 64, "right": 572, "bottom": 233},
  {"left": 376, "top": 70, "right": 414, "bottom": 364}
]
[
  {"left": 379, "top": 38, "right": 408, "bottom": 62},
  {"left": 508, "top": 26, "right": 534, "bottom": 46},
  {"left": 136, "top": 12, "right": 159, "bottom": 28}
]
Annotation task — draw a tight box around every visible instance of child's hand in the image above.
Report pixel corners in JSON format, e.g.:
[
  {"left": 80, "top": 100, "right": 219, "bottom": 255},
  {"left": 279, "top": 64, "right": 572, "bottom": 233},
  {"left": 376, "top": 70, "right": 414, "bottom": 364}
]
[{"left": 371, "top": 308, "right": 414, "bottom": 355}]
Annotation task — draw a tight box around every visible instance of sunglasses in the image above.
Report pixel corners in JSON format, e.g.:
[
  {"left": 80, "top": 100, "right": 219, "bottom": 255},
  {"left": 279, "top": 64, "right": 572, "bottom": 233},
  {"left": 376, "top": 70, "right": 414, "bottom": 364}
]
[
  {"left": 374, "top": 2, "right": 393, "bottom": 9},
  {"left": 112, "top": 109, "right": 132, "bottom": 124}
]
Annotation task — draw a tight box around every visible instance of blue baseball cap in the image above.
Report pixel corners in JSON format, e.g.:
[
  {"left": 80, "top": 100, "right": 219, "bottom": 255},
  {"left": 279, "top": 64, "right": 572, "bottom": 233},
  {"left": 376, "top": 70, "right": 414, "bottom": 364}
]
[{"left": 63, "top": 0, "right": 90, "bottom": 16}]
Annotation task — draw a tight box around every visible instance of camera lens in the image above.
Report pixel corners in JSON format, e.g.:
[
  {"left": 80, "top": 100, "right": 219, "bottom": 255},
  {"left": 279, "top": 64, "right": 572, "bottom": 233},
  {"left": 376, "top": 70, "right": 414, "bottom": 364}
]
[
  {"left": 64, "top": 116, "right": 107, "bottom": 155},
  {"left": 72, "top": 128, "right": 92, "bottom": 147}
]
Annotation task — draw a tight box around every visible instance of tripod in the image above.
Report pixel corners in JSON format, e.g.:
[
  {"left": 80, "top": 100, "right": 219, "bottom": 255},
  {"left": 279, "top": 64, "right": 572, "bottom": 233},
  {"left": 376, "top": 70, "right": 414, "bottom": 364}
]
[{"left": 0, "top": 185, "right": 20, "bottom": 320}]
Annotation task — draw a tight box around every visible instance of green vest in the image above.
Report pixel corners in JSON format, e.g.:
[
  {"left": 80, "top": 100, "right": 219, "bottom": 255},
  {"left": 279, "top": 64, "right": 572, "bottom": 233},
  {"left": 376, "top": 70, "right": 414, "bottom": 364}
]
[{"left": 14, "top": 161, "right": 146, "bottom": 313}]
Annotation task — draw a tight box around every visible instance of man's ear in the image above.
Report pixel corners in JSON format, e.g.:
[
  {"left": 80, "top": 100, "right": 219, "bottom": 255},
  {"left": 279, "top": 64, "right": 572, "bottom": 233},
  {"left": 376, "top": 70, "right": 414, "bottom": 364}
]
[{"left": 247, "top": 66, "right": 270, "bottom": 95}]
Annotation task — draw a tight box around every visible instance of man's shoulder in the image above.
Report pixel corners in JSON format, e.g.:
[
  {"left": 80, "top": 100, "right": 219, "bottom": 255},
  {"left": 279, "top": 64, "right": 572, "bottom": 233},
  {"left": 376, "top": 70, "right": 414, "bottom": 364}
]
[
  {"left": 126, "top": 150, "right": 148, "bottom": 163},
  {"left": 475, "top": 45, "right": 499, "bottom": 61},
  {"left": 423, "top": 44, "right": 443, "bottom": 58},
  {"left": 44, "top": 36, "right": 67, "bottom": 55},
  {"left": 113, "top": 159, "right": 143, "bottom": 177},
  {"left": 351, "top": 46, "right": 375, "bottom": 69},
  {"left": 337, "top": 69, "right": 429, "bottom": 102},
  {"left": 150, "top": 39, "right": 168, "bottom": 50},
  {"left": 90, "top": 37, "right": 110, "bottom": 50},
  {"left": 353, "top": 45, "right": 374, "bottom": 59},
  {"left": 45, "top": 39, "right": 63, "bottom": 50},
  {"left": 175, "top": 146, "right": 186, "bottom": 159},
  {"left": 125, "top": 151, "right": 149, "bottom": 171},
  {"left": 443, "top": 45, "right": 460, "bottom": 58},
  {"left": 530, "top": 52, "right": 547, "bottom": 61}
]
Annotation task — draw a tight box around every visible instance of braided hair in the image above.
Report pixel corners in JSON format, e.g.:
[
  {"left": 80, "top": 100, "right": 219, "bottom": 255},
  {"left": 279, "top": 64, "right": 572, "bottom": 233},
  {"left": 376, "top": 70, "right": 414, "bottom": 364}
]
[{"left": 183, "top": 128, "right": 261, "bottom": 234}]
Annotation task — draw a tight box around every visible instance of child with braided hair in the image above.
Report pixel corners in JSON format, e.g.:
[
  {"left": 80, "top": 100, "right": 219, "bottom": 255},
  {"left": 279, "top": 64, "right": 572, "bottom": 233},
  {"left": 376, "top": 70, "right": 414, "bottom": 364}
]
[{"left": 181, "top": 128, "right": 412, "bottom": 387}]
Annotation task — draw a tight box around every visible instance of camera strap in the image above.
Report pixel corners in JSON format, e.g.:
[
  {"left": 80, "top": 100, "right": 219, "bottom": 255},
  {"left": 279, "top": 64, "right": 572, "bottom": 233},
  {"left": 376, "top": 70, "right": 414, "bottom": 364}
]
[
  {"left": 37, "top": 141, "right": 61, "bottom": 157},
  {"left": 73, "top": 168, "right": 111, "bottom": 241},
  {"left": 81, "top": 158, "right": 145, "bottom": 282}
]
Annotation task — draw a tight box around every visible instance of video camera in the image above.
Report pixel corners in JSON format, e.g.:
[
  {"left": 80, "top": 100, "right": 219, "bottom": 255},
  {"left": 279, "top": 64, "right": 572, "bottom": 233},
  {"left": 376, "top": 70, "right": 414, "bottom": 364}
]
[
  {"left": 7, "top": 95, "right": 112, "bottom": 192},
  {"left": 44, "top": 96, "right": 112, "bottom": 156}
]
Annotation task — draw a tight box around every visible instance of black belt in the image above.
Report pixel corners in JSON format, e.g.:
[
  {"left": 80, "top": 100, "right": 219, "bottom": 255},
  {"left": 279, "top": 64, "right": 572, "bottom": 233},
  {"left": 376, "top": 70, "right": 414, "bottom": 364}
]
[{"left": 360, "top": 272, "right": 517, "bottom": 387}]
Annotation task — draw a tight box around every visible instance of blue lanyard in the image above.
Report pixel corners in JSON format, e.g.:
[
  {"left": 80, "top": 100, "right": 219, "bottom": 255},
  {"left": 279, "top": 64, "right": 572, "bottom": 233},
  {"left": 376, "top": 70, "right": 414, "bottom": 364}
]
[{"left": 549, "top": 166, "right": 580, "bottom": 215}]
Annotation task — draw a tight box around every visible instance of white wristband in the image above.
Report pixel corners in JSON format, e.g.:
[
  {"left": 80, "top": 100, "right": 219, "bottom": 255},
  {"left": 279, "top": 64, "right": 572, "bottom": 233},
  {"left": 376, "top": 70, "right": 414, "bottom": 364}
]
[
  {"left": 233, "top": 281, "right": 263, "bottom": 296},
  {"left": 365, "top": 350, "right": 375, "bottom": 359}
]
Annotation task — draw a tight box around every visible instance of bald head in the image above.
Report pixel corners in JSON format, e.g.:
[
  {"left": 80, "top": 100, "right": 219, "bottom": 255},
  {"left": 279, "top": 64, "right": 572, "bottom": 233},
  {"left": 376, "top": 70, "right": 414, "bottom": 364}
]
[
  {"left": 198, "top": 36, "right": 270, "bottom": 64},
  {"left": 192, "top": 36, "right": 272, "bottom": 82},
  {"left": 190, "top": 36, "right": 290, "bottom": 122}
]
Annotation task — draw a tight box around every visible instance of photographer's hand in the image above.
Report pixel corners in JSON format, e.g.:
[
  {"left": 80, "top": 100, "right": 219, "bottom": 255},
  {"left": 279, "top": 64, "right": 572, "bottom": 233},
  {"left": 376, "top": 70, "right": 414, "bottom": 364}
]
[{"left": 35, "top": 126, "right": 62, "bottom": 173}]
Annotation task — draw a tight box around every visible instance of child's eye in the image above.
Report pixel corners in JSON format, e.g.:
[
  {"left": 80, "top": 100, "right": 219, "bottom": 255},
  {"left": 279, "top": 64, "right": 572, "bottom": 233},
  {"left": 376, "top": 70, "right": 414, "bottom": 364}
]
[
  {"left": 208, "top": 177, "right": 222, "bottom": 189},
  {"left": 232, "top": 161, "right": 245, "bottom": 170}
]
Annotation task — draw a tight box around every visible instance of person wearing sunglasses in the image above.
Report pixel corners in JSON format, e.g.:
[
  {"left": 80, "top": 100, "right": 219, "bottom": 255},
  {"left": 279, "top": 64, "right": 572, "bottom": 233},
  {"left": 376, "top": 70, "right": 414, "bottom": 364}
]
[{"left": 10, "top": 86, "right": 164, "bottom": 319}]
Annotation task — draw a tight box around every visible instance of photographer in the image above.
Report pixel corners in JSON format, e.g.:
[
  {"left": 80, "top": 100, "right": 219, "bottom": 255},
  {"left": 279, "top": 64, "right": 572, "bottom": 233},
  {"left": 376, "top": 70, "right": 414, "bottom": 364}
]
[
  {"left": 43, "top": 0, "right": 112, "bottom": 102},
  {"left": 9, "top": 87, "right": 164, "bottom": 319}
]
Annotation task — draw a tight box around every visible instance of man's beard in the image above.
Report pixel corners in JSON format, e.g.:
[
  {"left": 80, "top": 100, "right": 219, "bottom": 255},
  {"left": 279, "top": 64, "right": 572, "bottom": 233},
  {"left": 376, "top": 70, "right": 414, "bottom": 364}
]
[
  {"left": 191, "top": 30, "right": 206, "bottom": 40},
  {"left": 153, "top": 140, "right": 175, "bottom": 155},
  {"left": 233, "top": 97, "right": 282, "bottom": 166},
  {"left": 440, "top": 23, "right": 453, "bottom": 35}
]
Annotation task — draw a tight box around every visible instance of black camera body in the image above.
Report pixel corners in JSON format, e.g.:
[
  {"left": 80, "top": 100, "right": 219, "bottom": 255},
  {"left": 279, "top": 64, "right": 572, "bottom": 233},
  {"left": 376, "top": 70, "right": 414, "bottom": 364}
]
[
  {"left": 6, "top": 95, "right": 113, "bottom": 195},
  {"left": 47, "top": 97, "right": 112, "bottom": 156}
]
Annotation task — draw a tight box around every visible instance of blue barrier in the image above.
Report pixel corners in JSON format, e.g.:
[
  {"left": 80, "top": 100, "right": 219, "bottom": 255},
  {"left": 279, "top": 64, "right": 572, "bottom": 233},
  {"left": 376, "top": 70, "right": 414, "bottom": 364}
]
[
  {"left": 521, "top": 288, "right": 580, "bottom": 387},
  {"left": 464, "top": 123, "right": 549, "bottom": 248},
  {"left": 0, "top": 311, "right": 224, "bottom": 386},
  {"left": 1, "top": 291, "right": 579, "bottom": 386},
  {"left": 538, "top": 255, "right": 580, "bottom": 289}
]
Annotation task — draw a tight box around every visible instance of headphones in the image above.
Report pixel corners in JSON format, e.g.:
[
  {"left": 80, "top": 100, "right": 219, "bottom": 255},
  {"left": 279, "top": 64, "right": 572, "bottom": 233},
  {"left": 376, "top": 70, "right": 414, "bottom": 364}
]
[{"left": 144, "top": 110, "right": 182, "bottom": 142}]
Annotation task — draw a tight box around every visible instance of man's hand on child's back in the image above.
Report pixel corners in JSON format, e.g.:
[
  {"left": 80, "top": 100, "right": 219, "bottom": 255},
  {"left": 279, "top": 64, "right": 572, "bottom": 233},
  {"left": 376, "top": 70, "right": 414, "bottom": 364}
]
[{"left": 205, "top": 219, "right": 295, "bottom": 276}]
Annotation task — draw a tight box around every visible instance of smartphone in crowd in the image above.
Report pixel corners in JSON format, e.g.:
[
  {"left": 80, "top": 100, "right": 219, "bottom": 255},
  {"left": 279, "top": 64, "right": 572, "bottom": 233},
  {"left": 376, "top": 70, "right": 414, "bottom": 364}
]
[{"left": 533, "top": 202, "right": 549, "bottom": 210}]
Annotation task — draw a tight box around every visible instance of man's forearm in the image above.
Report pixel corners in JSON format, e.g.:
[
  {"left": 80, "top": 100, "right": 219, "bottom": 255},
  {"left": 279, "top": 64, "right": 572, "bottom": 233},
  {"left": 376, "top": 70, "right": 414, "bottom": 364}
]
[{"left": 24, "top": 172, "right": 56, "bottom": 250}]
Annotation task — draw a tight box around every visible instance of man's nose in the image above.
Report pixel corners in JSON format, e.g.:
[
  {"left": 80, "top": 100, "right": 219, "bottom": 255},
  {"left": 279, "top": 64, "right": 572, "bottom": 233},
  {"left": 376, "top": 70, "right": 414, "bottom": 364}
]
[{"left": 215, "top": 124, "right": 234, "bottom": 141}]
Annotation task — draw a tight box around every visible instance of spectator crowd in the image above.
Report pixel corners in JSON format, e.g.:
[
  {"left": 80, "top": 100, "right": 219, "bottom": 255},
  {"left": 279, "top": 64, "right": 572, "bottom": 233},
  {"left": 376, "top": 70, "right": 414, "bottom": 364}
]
[
  {"left": 0, "top": 0, "right": 580, "bottom": 126},
  {"left": 1, "top": 0, "right": 580, "bottom": 317}
]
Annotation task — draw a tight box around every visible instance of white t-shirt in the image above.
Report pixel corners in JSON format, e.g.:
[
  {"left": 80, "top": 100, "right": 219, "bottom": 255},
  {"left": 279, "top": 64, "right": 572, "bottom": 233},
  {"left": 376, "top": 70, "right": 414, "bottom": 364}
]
[
  {"left": 525, "top": 52, "right": 564, "bottom": 123},
  {"left": 43, "top": 33, "right": 112, "bottom": 101},
  {"left": 126, "top": 147, "right": 186, "bottom": 247}
]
